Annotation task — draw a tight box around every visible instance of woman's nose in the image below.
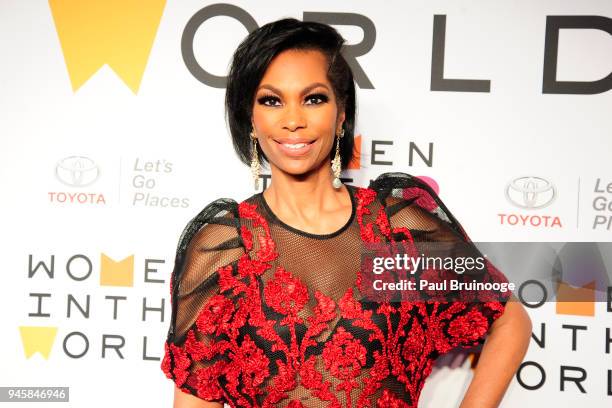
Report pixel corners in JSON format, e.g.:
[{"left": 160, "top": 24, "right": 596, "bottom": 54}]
[{"left": 282, "top": 103, "right": 306, "bottom": 131}]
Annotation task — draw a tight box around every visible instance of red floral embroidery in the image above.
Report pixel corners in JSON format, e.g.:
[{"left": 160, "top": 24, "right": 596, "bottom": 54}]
[
  {"left": 196, "top": 294, "right": 234, "bottom": 336},
  {"left": 377, "top": 389, "right": 411, "bottom": 408},
  {"left": 301, "top": 291, "right": 337, "bottom": 357},
  {"left": 447, "top": 308, "right": 490, "bottom": 344},
  {"left": 218, "top": 263, "right": 248, "bottom": 295},
  {"left": 183, "top": 329, "right": 215, "bottom": 361},
  {"left": 322, "top": 327, "right": 366, "bottom": 406},
  {"left": 323, "top": 327, "right": 367, "bottom": 379},
  {"left": 375, "top": 206, "right": 391, "bottom": 238},
  {"left": 338, "top": 288, "right": 367, "bottom": 320},
  {"left": 356, "top": 187, "right": 381, "bottom": 244},
  {"left": 238, "top": 201, "right": 259, "bottom": 219},
  {"left": 485, "top": 300, "right": 506, "bottom": 317},
  {"left": 161, "top": 183, "right": 508, "bottom": 408},
  {"left": 238, "top": 253, "right": 270, "bottom": 278},
  {"left": 357, "top": 187, "right": 377, "bottom": 207},
  {"left": 311, "top": 290, "right": 336, "bottom": 320},
  {"left": 402, "top": 319, "right": 425, "bottom": 358},
  {"left": 299, "top": 357, "right": 341, "bottom": 407},
  {"left": 263, "top": 359, "right": 298, "bottom": 406},
  {"left": 256, "top": 233, "right": 278, "bottom": 262},
  {"left": 264, "top": 266, "right": 309, "bottom": 317},
  {"left": 167, "top": 342, "right": 191, "bottom": 387},
  {"left": 225, "top": 334, "right": 270, "bottom": 403},
  {"left": 240, "top": 225, "right": 253, "bottom": 250},
  {"left": 161, "top": 342, "right": 172, "bottom": 379},
  {"left": 192, "top": 360, "right": 226, "bottom": 401}
]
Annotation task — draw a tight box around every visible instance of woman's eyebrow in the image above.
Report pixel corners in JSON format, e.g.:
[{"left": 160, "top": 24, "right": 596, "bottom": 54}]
[{"left": 257, "top": 82, "right": 330, "bottom": 97}]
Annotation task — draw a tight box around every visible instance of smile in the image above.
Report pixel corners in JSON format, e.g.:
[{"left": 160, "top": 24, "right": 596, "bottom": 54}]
[
  {"left": 283, "top": 142, "right": 308, "bottom": 149},
  {"left": 274, "top": 139, "right": 315, "bottom": 156}
]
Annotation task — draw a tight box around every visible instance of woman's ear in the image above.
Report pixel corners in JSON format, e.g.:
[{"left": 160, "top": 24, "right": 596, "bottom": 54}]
[{"left": 337, "top": 111, "right": 346, "bottom": 134}]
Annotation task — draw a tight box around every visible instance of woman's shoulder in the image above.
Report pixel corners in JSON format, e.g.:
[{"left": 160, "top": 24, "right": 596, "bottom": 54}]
[
  {"left": 365, "top": 171, "right": 444, "bottom": 216},
  {"left": 365, "top": 171, "right": 467, "bottom": 240},
  {"left": 173, "top": 197, "right": 243, "bottom": 259},
  {"left": 182, "top": 197, "right": 240, "bottom": 230},
  {"left": 366, "top": 171, "right": 438, "bottom": 205}
]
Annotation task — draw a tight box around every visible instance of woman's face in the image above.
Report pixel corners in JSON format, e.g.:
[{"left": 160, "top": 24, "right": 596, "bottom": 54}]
[{"left": 251, "top": 48, "right": 345, "bottom": 177}]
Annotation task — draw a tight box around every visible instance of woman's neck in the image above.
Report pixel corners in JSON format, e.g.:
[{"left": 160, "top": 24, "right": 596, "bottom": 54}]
[{"left": 262, "top": 162, "right": 350, "bottom": 233}]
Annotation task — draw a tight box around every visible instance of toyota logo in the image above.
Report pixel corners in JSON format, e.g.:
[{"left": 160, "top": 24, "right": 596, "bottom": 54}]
[
  {"left": 505, "top": 176, "right": 556, "bottom": 209},
  {"left": 55, "top": 156, "right": 100, "bottom": 187}
]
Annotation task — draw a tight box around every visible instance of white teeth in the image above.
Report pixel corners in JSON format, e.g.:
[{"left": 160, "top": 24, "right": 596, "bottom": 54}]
[{"left": 283, "top": 143, "right": 307, "bottom": 149}]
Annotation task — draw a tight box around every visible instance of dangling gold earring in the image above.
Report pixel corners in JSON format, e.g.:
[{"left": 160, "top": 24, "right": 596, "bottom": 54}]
[
  {"left": 331, "top": 128, "right": 344, "bottom": 189},
  {"left": 250, "top": 129, "right": 260, "bottom": 190}
]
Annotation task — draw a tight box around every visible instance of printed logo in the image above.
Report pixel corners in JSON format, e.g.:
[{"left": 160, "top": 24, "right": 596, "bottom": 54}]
[
  {"left": 555, "top": 281, "right": 596, "bottom": 317},
  {"left": 591, "top": 178, "right": 612, "bottom": 230},
  {"left": 100, "top": 254, "right": 134, "bottom": 287},
  {"left": 50, "top": 156, "right": 107, "bottom": 205},
  {"left": 499, "top": 176, "right": 562, "bottom": 228},
  {"left": 505, "top": 176, "right": 556, "bottom": 209},
  {"left": 21, "top": 252, "right": 166, "bottom": 360},
  {"left": 49, "top": 0, "right": 167, "bottom": 93},
  {"left": 55, "top": 156, "right": 100, "bottom": 187},
  {"left": 19, "top": 326, "right": 58, "bottom": 359}
]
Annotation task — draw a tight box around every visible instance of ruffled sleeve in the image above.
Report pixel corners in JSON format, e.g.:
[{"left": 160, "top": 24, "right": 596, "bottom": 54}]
[
  {"left": 160, "top": 198, "right": 246, "bottom": 403},
  {"left": 368, "top": 172, "right": 511, "bottom": 353}
]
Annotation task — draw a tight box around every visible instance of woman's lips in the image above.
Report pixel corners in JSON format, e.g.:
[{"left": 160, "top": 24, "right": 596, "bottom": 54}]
[{"left": 274, "top": 139, "right": 315, "bottom": 157}]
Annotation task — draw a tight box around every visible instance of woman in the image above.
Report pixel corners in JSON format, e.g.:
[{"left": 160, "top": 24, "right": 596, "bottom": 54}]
[{"left": 161, "top": 18, "right": 531, "bottom": 408}]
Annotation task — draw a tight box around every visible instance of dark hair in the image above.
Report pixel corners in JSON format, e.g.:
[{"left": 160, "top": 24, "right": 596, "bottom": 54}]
[{"left": 225, "top": 18, "right": 356, "bottom": 170}]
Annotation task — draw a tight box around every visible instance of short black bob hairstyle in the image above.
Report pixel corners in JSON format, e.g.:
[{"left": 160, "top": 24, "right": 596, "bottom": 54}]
[{"left": 225, "top": 18, "right": 357, "bottom": 171}]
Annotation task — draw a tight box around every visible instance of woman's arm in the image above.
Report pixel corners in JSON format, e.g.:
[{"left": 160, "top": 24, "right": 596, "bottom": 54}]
[
  {"left": 459, "top": 295, "right": 532, "bottom": 408},
  {"left": 173, "top": 386, "right": 223, "bottom": 408}
]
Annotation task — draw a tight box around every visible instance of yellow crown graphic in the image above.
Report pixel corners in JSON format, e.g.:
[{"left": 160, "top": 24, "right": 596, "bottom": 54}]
[
  {"left": 49, "top": 0, "right": 166, "bottom": 93},
  {"left": 100, "top": 254, "right": 134, "bottom": 287},
  {"left": 555, "top": 281, "right": 595, "bottom": 317},
  {"left": 19, "top": 326, "right": 58, "bottom": 359}
]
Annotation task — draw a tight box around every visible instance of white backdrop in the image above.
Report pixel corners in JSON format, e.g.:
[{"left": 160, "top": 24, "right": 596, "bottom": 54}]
[{"left": 1, "top": 0, "right": 611, "bottom": 407}]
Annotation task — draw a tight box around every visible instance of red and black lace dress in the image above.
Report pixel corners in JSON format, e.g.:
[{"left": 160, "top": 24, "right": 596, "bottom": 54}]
[{"left": 161, "top": 172, "right": 510, "bottom": 407}]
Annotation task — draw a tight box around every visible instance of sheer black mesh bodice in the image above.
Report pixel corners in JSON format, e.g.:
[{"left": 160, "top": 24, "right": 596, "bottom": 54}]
[{"left": 161, "top": 172, "right": 510, "bottom": 408}]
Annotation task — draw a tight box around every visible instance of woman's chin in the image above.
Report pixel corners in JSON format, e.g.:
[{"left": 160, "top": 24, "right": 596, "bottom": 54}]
[{"left": 273, "top": 161, "right": 323, "bottom": 178}]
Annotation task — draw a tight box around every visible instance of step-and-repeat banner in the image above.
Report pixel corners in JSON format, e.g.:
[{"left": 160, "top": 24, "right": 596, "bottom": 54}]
[{"left": 1, "top": 1, "right": 611, "bottom": 407}]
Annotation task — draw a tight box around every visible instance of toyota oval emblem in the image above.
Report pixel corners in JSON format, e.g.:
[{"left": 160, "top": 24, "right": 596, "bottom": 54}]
[
  {"left": 55, "top": 156, "right": 100, "bottom": 187},
  {"left": 505, "top": 176, "right": 556, "bottom": 209}
]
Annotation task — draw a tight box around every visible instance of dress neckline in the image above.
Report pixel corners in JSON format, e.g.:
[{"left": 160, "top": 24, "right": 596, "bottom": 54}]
[{"left": 257, "top": 184, "right": 357, "bottom": 240}]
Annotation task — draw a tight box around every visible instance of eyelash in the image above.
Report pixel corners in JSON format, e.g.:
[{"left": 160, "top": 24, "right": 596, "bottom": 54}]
[{"left": 256, "top": 93, "right": 329, "bottom": 107}]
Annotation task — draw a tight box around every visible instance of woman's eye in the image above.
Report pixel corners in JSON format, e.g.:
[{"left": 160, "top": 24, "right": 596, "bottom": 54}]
[
  {"left": 257, "top": 95, "right": 281, "bottom": 106},
  {"left": 256, "top": 93, "right": 329, "bottom": 107},
  {"left": 305, "top": 93, "right": 329, "bottom": 105}
]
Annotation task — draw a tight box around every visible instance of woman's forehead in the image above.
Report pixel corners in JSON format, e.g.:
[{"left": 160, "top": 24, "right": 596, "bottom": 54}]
[{"left": 259, "top": 49, "right": 330, "bottom": 88}]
